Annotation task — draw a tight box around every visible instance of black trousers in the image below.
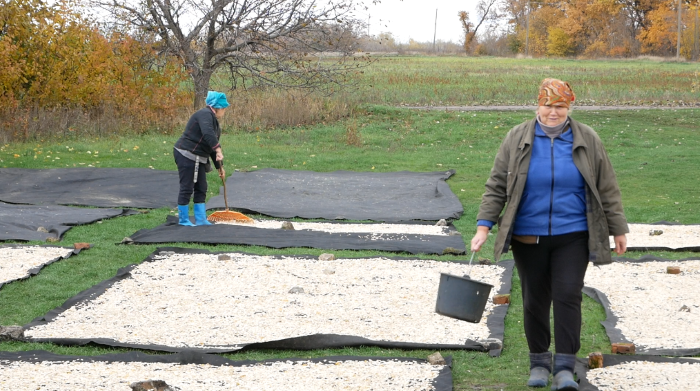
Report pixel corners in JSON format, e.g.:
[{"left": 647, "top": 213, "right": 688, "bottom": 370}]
[
  {"left": 174, "top": 149, "right": 208, "bottom": 205},
  {"left": 511, "top": 231, "right": 589, "bottom": 355}
]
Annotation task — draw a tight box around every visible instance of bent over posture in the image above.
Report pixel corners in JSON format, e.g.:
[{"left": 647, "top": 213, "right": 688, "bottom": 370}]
[{"left": 173, "top": 91, "right": 228, "bottom": 226}]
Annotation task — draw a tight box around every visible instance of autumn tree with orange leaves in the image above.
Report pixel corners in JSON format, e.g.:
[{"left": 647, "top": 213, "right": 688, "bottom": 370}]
[
  {"left": 0, "top": 0, "right": 189, "bottom": 140},
  {"left": 496, "top": 0, "right": 700, "bottom": 58}
]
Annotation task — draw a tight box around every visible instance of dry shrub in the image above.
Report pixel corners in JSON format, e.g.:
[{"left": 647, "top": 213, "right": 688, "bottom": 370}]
[
  {"left": 344, "top": 119, "right": 362, "bottom": 147},
  {"left": 226, "top": 89, "right": 353, "bottom": 131},
  {"left": 0, "top": 103, "right": 191, "bottom": 143},
  {"left": 635, "top": 55, "right": 686, "bottom": 62}
]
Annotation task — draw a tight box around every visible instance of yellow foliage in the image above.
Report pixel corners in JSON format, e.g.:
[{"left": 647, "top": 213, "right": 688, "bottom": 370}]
[
  {"left": 0, "top": 0, "right": 190, "bottom": 129},
  {"left": 638, "top": 0, "right": 678, "bottom": 56},
  {"left": 546, "top": 27, "right": 574, "bottom": 57}
]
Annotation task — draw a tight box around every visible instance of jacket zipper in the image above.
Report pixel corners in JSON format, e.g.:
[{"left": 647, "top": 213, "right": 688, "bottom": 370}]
[{"left": 549, "top": 137, "right": 555, "bottom": 235}]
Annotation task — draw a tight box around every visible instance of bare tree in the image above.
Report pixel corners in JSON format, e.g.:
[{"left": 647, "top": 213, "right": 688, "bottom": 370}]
[
  {"left": 458, "top": 0, "right": 499, "bottom": 53},
  {"left": 94, "top": 0, "right": 368, "bottom": 108}
]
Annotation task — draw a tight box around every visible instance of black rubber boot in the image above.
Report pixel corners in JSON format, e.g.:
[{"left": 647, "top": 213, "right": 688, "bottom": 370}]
[
  {"left": 551, "top": 353, "right": 578, "bottom": 390},
  {"left": 527, "top": 352, "right": 551, "bottom": 387}
]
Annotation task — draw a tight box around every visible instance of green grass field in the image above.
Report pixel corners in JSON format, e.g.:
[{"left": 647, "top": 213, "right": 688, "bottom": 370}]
[
  {"left": 1, "top": 57, "right": 700, "bottom": 390},
  {"left": 353, "top": 56, "right": 700, "bottom": 107}
]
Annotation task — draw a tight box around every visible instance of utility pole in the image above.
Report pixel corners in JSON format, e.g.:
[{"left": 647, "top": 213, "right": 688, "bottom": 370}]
[
  {"left": 678, "top": 0, "right": 682, "bottom": 59},
  {"left": 433, "top": 9, "right": 438, "bottom": 53},
  {"left": 695, "top": 4, "right": 699, "bottom": 60},
  {"left": 525, "top": 1, "right": 530, "bottom": 56}
]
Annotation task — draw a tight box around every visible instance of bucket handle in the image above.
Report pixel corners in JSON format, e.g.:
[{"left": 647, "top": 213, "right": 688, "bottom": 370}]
[{"left": 464, "top": 252, "right": 475, "bottom": 278}]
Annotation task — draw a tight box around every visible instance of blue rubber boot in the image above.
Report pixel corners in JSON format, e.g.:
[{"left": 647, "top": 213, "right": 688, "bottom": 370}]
[
  {"left": 194, "top": 203, "right": 212, "bottom": 225},
  {"left": 528, "top": 352, "right": 551, "bottom": 387},
  {"left": 177, "top": 205, "right": 195, "bottom": 226},
  {"left": 551, "top": 354, "right": 578, "bottom": 390}
]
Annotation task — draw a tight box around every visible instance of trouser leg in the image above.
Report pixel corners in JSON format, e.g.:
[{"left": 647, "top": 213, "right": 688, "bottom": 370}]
[
  {"left": 192, "top": 161, "right": 208, "bottom": 204},
  {"left": 174, "top": 149, "right": 208, "bottom": 205},
  {"left": 512, "top": 238, "right": 553, "bottom": 354},
  {"left": 550, "top": 232, "right": 589, "bottom": 354},
  {"left": 512, "top": 231, "right": 589, "bottom": 355}
]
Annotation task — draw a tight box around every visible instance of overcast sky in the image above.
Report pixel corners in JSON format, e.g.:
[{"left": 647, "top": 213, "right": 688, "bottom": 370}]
[{"left": 361, "top": 0, "right": 481, "bottom": 44}]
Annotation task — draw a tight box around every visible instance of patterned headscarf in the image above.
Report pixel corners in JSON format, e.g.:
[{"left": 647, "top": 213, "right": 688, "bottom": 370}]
[{"left": 537, "top": 78, "right": 575, "bottom": 108}]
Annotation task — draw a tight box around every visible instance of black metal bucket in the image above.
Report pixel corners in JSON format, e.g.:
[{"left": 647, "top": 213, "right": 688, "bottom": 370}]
[{"left": 435, "top": 273, "right": 493, "bottom": 323}]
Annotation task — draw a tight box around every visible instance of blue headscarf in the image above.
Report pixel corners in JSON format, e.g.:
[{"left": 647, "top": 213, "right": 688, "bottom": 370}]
[{"left": 205, "top": 91, "right": 230, "bottom": 109}]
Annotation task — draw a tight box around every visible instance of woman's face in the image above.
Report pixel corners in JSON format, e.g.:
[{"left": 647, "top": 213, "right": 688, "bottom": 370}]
[
  {"left": 537, "top": 105, "right": 569, "bottom": 126},
  {"left": 213, "top": 108, "right": 227, "bottom": 119}
]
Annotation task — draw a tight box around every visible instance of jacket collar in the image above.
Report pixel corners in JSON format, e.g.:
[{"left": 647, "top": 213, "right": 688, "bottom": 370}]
[
  {"left": 569, "top": 118, "right": 589, "bottom": 150},
  {"left": 518, "top": 118, "right": 537, "bottom": 150}
]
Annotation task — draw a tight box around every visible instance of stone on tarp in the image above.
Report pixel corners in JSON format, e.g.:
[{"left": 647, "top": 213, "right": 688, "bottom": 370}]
[
  {"left": 319, "top": 253, "right": 336, "bottom": 261},
  {"left": 289, "top": 287, "right": 304, "bottom": 294},
  {"left": 611, "top": 343, "right": 635, "bottom": 354},
  {"left": 74, "top": 242, "right": 91, "bottom": 250},
  {"left": 667, "top": 266, "right": 681, "bottom": 274},
  {"left": 436, "top": 219, "right": 447, "bottom": 226},
  {"left": 130, "top": 380, "right": 179, "bottom": 391},
  {"left": 218, "top": 254, "right": 232, "bottom": 261},
  {"left": 427, "top": 352, "right": 446, "bottom": 365},
  {"left": 0, "top": 326, "right": 24, "bottom": 341},
  {"left": 281, "top": 221, "right": 295, "bottom": 230},
  {"left": 493, "top": 294, "right": 510, "bottom": 305},
  {"left": 588, "top": 352, "right": 604, "bottom": 369}
]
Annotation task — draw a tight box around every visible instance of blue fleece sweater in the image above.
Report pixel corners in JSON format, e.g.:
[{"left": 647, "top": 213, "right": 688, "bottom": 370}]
[{"left": 478, "top": 124, "right": 588, "bottom": 236}]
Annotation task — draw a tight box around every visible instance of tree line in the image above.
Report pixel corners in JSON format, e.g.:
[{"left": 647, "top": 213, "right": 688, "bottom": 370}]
[
  {"left": 0, "top": 0, "right": 366, "bottom": 140},
  {"left": 464, "top": 0, "right": 700, "bottom": 58},
  {"left": 360, "top": 0, "right": 700, "bottom": 58}
]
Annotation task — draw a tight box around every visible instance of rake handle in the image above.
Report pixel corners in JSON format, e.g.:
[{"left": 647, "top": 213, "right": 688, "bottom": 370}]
[{"left": 219, "top": 168, "right": 229, "bottom": 211}]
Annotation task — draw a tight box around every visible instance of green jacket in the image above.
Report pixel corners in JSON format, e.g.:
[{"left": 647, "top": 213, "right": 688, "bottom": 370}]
[{"left": 477, "top": 118, "right": 629, "bottom": 265}]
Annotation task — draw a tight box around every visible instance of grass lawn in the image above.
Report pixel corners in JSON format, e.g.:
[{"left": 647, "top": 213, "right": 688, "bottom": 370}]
[
  {"left": 1, "top": 57, "right": 700, "bottom": 390},
  {"left": 354, "top": 56, "right": 700, "bottom": 107}
]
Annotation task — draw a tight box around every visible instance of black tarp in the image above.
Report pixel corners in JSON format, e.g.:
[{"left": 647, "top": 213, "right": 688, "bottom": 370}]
[
  {"left": 124, "top": 216, "right": 467, "bottom": 255},
  {"left": 0, "top": 244, "right": 87, "bottom": 290},
  {"left": 0, "top": 202, "right": 137, "bottom": 242},
  {"left": 583, "top": 255, "right": 700, "bottom": 357},
  {"left": 0, "top": 350, "right": 453, "bottom": 391},
  {"left": 24, "top": 247, "right": 513, "bottom": 354},
  {"left": 575, "top": 354, "right": 700, "bottom": 391},
  {"left": 0, "top": 168, "right": 179, "bottom": 208},
  {"left": 205, "top": 168, "right": 464, "bottom": 222}
]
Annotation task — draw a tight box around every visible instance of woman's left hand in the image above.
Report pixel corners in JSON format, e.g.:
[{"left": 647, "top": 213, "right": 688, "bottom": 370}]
[{"left": 613, "top": 234, "right": 627, "bottom": 255}]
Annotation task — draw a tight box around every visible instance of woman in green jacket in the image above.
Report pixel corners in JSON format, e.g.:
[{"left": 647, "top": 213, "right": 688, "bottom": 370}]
[{"left": 471, "top": 78, "right": 628, "bottom": 390}]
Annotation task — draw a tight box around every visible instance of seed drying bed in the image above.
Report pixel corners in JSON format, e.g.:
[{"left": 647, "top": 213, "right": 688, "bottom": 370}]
[
  {"left": 24, "top": 247, "right": 512, "bottom": 355},
  {"left": 215, "top": 218, "right": 452, "bottom": 235},
  {"left": 0, "top": 350, "right": 453, "bottom": 391},
  {"left": 577, "top": 355, "right": 700, "bottom": 391},
  {"left": 124, "top": 216, "right": 467, "bottom": 255},
  {"left": 618, "top": 223, "right": 700, "bottom": 251},
  {"left": 0, "top": 245, "right": 79, "bottom": 290},
  {"left": 583, "top": 256, "right": 700, "bottom": 355}
]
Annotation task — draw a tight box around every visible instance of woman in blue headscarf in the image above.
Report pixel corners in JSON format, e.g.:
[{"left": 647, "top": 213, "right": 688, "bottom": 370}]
[{"left": 173, "top": 91, "right": 229, "bottom": 226}]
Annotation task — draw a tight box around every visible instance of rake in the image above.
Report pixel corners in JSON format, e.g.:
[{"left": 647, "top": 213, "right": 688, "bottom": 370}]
[{"left": 207, "top": 169, "right": 254, "bottom": 224}]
